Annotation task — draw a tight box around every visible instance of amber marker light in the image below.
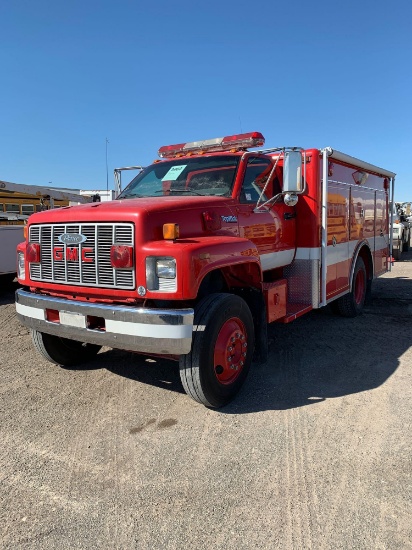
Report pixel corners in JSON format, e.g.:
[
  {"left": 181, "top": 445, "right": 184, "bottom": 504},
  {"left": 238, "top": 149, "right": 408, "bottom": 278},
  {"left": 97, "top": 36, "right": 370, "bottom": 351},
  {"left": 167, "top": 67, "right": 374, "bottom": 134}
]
[
  {"left": 163, "top": 223, "right": 180, "bottom": 240},
  {"left": 24, "top": 226, "right": 28, "bottom": 239}
]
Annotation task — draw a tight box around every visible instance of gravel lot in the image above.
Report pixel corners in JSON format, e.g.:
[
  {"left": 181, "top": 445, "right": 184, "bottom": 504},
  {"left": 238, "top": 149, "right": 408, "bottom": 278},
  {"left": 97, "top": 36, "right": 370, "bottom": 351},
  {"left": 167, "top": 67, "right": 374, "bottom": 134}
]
[{"left": 1, "top": 255, "right": 411, "bottom": 549}]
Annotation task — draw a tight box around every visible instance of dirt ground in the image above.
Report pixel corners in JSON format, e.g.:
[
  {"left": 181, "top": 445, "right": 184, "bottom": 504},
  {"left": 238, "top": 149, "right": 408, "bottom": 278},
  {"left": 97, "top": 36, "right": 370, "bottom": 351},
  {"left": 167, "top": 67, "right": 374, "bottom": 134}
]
[{"left": 1, "top": 254, "right": 411, "bottom": 550}]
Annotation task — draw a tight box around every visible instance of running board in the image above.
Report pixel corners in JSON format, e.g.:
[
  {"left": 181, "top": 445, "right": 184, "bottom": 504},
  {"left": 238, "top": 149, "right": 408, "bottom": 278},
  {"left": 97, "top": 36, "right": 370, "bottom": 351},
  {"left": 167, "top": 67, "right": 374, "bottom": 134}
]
[{"left": 281, "top": 304, "right": 313, "bottom": 324}]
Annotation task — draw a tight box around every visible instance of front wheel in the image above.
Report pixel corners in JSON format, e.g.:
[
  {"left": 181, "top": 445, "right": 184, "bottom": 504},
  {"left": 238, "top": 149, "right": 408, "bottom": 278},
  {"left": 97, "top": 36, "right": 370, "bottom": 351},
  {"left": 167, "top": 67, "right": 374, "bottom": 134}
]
[
  {"left": 31, "top": 330, "right": 101, "bottom": 366},
  {"left": 333, "top": 257, "right": 367, "bottom": 317},
  {"left": 179, "top": 293, "right": 255, "bottom": 408},
  {"left": 0, "top": 273, "right": 16, "bottom": 288}
]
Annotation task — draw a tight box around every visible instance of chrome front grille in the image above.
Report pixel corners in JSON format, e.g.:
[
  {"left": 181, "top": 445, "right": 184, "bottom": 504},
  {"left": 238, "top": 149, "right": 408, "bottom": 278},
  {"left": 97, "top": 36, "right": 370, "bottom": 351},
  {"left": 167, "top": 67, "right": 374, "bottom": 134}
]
[{"left": 29, "top": 223, "right": 135, "bottom": 289}]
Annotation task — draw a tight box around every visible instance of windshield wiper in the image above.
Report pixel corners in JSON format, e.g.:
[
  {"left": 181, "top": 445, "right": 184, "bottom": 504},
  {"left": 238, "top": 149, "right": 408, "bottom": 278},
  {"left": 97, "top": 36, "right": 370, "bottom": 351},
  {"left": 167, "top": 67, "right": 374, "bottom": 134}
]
[
  {"left": 121, "top": 188, "right": 206, "bottom": 198},
  {"left": 164, "top": 188, "right": 205, "bottom": 196},
  {"left": 118, "top": 192, "right": 145, "bottom": 199}
]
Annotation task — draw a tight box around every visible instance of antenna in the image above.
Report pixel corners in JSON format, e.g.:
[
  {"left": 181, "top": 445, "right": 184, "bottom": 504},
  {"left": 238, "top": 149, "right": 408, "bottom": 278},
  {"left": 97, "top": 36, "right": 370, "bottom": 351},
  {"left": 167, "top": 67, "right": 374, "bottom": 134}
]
[{"left": 105, "top": 138, "right": 109, "bottom": 193}]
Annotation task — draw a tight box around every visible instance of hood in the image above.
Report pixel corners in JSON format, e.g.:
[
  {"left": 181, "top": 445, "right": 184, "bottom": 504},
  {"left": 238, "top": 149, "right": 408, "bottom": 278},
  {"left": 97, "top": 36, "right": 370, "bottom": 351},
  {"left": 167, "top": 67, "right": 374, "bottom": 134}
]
[{"left": 27, "top": 195, "right": 239, "bottom": 242}]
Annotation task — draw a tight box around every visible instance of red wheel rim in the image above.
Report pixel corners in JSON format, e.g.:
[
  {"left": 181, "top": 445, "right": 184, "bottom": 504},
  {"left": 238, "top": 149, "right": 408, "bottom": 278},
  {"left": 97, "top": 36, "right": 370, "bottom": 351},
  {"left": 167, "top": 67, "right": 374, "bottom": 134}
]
[
  {"left": 213, "top": 317, "right": 248, "bottom": 385},
  {"left": 354, "top": 269, "right": 366, "bottom": 305}
]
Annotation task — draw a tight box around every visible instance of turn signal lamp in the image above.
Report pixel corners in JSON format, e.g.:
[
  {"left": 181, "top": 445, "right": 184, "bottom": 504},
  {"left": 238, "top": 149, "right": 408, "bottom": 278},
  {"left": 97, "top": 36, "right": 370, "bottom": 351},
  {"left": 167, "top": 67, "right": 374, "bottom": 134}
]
[
  {"left": 26, "top": 242, "right": 40, "bottom": 263},
  {"left": 24, "top": 226, "right": 28, "bottom": 239},
  {"left": 110, "top": 245, "right": 134, "bottom": 268},
  {"left": 163, "top": 223, "right": 180, "bottom": 240},
  {"left": 158, "top": 132, "right": 265, "bottom": 158}
]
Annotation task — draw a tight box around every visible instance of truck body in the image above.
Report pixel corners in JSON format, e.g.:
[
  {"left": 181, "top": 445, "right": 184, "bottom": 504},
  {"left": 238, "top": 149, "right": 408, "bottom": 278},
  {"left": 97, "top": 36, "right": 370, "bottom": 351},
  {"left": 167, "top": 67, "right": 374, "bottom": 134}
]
[
  {"left": 391, "top": 202, "right": 410, "bottom": 260},
  {"left": 15, "top": 133, "right": 395, "bottom": 407}
]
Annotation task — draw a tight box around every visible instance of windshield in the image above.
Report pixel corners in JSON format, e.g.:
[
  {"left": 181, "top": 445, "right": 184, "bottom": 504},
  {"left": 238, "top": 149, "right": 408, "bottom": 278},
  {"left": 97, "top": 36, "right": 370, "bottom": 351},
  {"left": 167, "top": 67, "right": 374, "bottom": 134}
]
[{"left": 118, "top": 155, "right": 240, "bottom": 199}]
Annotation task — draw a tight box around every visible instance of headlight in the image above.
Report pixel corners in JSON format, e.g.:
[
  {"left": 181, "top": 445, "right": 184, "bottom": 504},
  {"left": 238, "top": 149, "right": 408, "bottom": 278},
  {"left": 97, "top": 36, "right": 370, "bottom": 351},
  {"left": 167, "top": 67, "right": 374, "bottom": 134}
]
[
  {"left": 146, "top": 256, "right": 177, "bottom": 291},
  {"left": 17, "top": 251, "right": 25, "bottom": 279},
  {"left": 156, "top": 259, "right": 176, "bottom": 279}
]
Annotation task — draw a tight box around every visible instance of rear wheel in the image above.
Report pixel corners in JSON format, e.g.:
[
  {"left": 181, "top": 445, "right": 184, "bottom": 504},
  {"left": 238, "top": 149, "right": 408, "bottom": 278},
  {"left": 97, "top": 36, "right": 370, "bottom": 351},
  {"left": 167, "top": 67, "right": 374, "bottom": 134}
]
[
  {"left": 333, "top": 257, "right": 367, "bottom": 317},
  {"left": 404, "top": 234, "right": 410, "bottom": 251},
  {"left": 179, "top": 293, "right": 255, "bottom": 408},
  {"left": 31, "top": 330, "right": 101, "bottom": 366}
]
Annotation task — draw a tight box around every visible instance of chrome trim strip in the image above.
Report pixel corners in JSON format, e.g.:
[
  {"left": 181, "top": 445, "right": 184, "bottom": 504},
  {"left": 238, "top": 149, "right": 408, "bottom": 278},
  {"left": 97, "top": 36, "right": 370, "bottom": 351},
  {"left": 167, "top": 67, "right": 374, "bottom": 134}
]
[
  {"left": 389, "top": 177, "right": 395, "bottom": 271},
  {"left": 321, "top": 147, "right": 396, "bottom": 179},
  {"left": 320, "top": 148, "right": 328, "bottom": 306}
]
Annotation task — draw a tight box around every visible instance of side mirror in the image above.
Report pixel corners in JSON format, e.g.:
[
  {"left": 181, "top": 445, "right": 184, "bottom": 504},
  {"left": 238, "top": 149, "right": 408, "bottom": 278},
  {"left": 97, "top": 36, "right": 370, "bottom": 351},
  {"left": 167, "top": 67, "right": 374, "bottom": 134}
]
[{"left": 283, "top": 151, "right": 303, "bottom": 193}]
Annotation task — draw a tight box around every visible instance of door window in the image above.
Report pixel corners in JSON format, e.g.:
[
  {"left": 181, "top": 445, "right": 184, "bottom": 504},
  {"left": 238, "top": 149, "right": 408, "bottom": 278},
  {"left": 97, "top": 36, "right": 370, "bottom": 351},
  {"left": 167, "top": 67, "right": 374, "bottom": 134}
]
[{"left": 240, "top": 158, "right": 281, "bottom": 204}]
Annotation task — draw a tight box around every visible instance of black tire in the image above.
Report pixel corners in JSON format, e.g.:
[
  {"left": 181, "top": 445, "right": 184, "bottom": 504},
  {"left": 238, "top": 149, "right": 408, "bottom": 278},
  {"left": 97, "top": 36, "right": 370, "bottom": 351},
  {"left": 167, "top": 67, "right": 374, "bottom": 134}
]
[
  {"left": 333, "top": 257, "right": 367, "bottom": 317},
  {"left": 179, "top": 293, "right": 255, "bottom": 408},
  {"left": 0, "top": 273, "right": 16, "bottom": 288},
  {"left": 404, "top": 235, "right": 410, "bottom": 251},
  {"left": 31, "top": 330, "right": 101, "bottom": 366}
]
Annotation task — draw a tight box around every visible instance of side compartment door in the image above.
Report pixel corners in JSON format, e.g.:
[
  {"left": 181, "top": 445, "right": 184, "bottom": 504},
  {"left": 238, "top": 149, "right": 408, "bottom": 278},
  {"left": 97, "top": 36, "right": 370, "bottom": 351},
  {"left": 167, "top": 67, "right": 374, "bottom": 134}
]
[{"left": 327, "top": 183, "right": 350, "bottom": 297}]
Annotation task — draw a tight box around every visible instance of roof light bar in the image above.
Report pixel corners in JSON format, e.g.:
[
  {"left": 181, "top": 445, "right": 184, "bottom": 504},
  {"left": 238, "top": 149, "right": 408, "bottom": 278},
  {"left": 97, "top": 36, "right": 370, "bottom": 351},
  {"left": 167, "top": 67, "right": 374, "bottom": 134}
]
[{"left": 158, "top": 132, "right": 265, "bottom": 158}]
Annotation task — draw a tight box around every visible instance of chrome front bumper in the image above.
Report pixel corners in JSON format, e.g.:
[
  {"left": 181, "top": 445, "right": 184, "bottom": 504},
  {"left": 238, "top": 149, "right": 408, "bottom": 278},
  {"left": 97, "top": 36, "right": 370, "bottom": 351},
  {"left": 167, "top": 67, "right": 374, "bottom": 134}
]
[{"left": 15, "top": 289, "right": 194, "bottom": 355}]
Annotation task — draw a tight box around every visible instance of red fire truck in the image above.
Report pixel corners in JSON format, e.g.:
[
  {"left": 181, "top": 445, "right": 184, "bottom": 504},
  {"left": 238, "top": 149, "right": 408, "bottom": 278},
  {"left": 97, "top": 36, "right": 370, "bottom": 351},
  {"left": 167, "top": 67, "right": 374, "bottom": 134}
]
[{"left": 15, "top": 132, "right": 395, "bottom": 408}]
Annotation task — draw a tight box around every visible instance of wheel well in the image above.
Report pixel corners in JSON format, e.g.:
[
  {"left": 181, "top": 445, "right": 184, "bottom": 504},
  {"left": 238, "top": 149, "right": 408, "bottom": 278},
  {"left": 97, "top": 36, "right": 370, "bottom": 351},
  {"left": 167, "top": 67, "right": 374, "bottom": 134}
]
[
  {"left": 357, "top": 245, "right": 373, "bottom": 282},
  {"left": 195, "top": 264, "right": 267, "bottom": 361},
  {"left": 196, "top": 263, "right": 262, "bottom": 301},
  {"left": 196, "top": 270, "right": 228, "bottom": 301},
  {"left": 355, "top": 245, "right": 373, "bottom": 304}
]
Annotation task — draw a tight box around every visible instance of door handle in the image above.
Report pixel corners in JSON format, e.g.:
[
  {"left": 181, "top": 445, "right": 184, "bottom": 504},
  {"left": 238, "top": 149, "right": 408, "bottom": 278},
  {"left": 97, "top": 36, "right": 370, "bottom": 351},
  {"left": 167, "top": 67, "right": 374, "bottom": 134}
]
[{"left": 284, "top": 212, "right": 296, "bottom": 220}]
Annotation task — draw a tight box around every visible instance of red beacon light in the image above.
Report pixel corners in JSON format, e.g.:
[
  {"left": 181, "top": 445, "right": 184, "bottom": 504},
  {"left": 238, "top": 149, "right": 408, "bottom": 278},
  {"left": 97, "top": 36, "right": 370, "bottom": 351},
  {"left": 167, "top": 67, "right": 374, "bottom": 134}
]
[{"left": 158, "top": 132, "right": 265, "bottom": 158}]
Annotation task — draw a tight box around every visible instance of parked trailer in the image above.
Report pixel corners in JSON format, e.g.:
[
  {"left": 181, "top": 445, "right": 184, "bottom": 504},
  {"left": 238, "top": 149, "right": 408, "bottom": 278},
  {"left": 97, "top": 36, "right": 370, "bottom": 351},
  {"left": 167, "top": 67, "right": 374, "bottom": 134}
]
[
  {"left": 14, "top": 133, "right": 395, "bottom": 407},
  {"left": 0, "top": 180, "right": 91, "bottom": 280},
  {"left": 0, "top": 225, "right": 25, "bottom": 283}
]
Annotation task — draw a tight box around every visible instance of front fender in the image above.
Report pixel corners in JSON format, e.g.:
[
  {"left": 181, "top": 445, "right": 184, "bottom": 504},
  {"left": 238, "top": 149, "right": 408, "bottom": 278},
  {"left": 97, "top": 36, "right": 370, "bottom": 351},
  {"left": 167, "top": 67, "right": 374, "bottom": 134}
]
[
  {"left": 151, "top": 236, "right": 261, "bottom": 299},
  {"left": 128, "top": 237, "right": 261, "bottom": 300}
]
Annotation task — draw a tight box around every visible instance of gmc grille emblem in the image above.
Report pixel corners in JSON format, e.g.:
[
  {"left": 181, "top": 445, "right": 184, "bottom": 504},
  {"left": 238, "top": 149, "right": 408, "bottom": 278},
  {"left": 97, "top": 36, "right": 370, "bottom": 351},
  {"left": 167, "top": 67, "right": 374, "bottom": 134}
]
[
  {"left": 53, "top": 246, "right": 94, "bottom": 262},
  {"left": 58, "top": 233, "right": 87, "bottom": 244}
]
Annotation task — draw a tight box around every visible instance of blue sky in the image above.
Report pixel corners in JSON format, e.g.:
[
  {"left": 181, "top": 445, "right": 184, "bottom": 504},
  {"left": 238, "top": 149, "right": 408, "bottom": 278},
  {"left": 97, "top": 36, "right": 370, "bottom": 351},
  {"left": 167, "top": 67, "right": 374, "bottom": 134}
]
[{"left": 1, "top": 0, "right": 411, "bottom": 200}]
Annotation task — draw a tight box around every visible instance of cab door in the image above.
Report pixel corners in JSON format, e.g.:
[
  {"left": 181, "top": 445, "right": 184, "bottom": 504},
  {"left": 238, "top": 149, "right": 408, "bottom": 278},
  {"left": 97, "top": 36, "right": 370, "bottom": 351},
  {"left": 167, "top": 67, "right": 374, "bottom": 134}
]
[{"left": 236, "top": 157, "right": 296, "bottom": 271}]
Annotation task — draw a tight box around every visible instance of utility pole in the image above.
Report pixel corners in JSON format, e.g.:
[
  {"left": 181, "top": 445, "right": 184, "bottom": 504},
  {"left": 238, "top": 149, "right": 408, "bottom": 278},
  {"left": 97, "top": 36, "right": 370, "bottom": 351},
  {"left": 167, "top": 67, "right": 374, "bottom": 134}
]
[{"left": 106, "top": 138, "right": 109, "bottom": 194}]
